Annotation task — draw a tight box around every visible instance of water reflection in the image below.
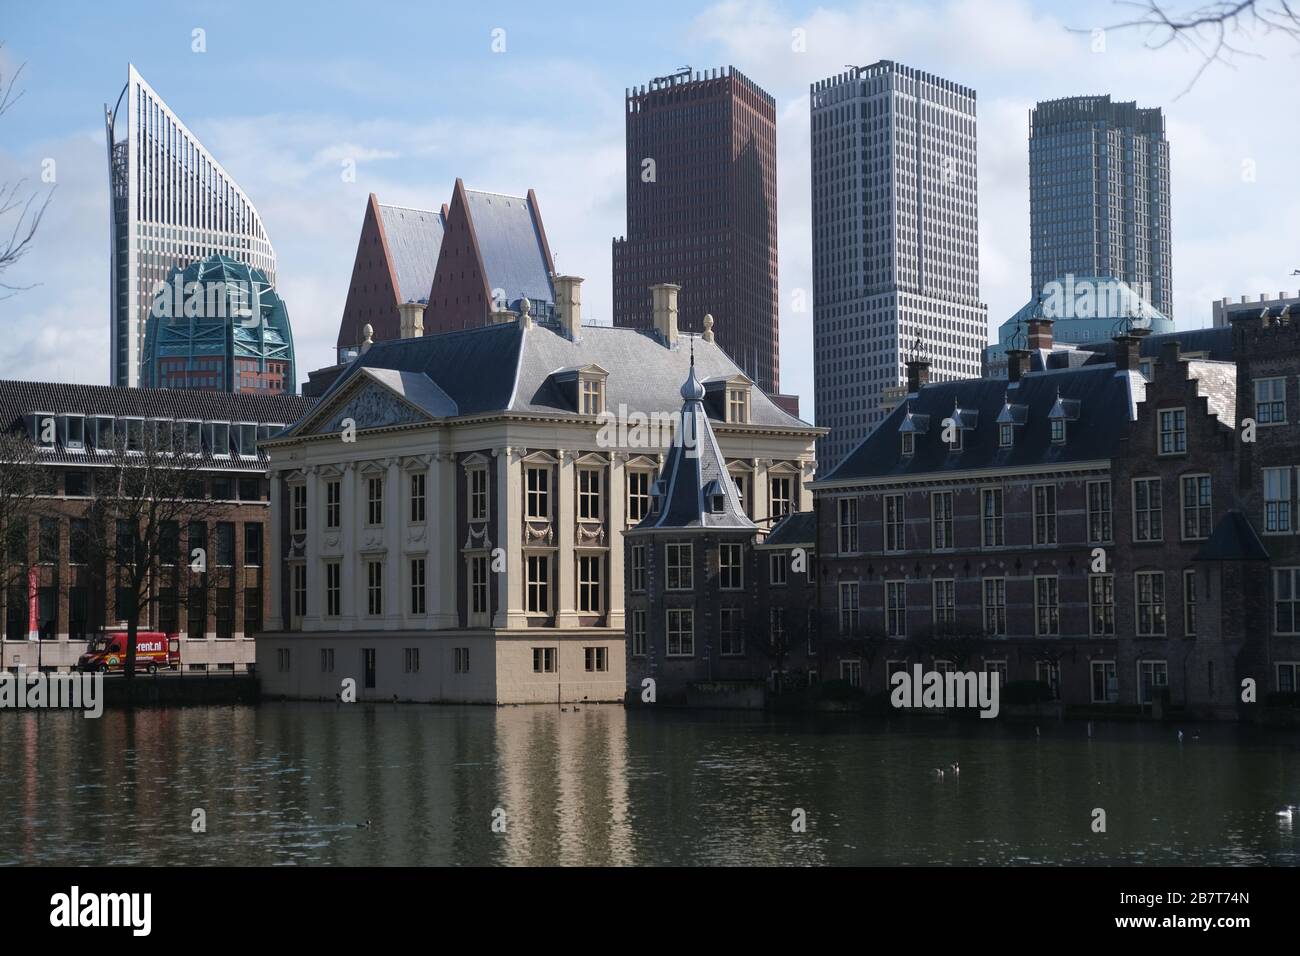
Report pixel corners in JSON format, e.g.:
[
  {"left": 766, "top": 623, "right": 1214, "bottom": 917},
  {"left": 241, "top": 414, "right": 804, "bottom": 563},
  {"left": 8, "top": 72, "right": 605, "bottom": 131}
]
[{"left": 1, "top": 705, "right": 1298, "bottom": 865}]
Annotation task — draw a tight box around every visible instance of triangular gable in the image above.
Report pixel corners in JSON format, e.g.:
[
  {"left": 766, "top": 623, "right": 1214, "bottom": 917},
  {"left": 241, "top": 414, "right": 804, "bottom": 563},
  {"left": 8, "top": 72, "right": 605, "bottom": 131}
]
[{"left": 305, "top": 373, "right": 433, "bottom": 436}]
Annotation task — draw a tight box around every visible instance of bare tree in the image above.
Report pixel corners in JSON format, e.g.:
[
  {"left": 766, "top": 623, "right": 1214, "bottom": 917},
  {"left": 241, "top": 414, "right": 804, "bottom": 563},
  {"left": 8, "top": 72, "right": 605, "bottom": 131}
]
[
  {"left": 80, "top": 426, "right": 219, "bottom": 678},
  {"left": 1094, "top": 1, "right": 1300, "bottom": 91},
  {"left": 0, "top": 426, "right": 54, "bottom": 642},
  {"left": 0, "top": 42, "right": 53, "bottom": 299}
]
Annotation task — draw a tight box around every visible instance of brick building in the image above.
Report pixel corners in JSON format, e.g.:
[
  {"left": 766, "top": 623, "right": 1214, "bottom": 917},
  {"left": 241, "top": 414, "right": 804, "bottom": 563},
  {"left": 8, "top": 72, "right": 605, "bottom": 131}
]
[{"left": 0, "top": 381, "right": 313, "bottom": 672}]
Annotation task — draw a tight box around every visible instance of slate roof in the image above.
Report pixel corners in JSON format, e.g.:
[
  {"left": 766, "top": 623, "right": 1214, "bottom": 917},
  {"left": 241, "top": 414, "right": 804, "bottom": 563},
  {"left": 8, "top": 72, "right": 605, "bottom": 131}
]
[
  {"left": 464, "top": 189, "right": 554, "bottom": 310},
  {"left": 760, "top": 511, "right": 815, "bottom": 548},
  {"left": 1195, "top": 511, "right": 1270, "bottom": 562},
  {"left": 819, "top": 363, "right": 1144, "bottom": 484},
  {"left": 1185, "top": 360, "right": 1237, "bottom": 426},
  {"left": 631, "top": 361, "right": 754, "bottom": 532},
  {"left": 291, "top": 321, "right": 813, "bottom": 436},
  {"left": 1078, "top": 327, "right": 1235, "bottom": 363},
  {"left": 0, "top": 379, "right": 315, "bottom": 468},
  {"left": 377, "top": 203, "right": 445, "bottom": 304}
]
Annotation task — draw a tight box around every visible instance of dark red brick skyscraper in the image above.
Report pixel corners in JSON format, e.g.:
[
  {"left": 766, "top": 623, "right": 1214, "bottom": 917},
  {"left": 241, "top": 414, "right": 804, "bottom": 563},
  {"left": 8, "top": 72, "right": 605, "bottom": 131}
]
[{"left": 613, "top": 67, "right": 781, "bottom": 393}]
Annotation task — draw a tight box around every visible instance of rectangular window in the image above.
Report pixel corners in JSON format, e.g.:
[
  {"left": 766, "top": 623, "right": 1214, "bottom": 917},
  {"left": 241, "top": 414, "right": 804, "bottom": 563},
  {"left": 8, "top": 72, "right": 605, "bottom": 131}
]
[
  {"left": 999, "top": 422, "right": 1013, "bottom": 448},
  {"left": 1037, "top": 661, "right": 1061, "bottom": 699},
  {"left": 720, "top": 607, "right": 744, "bottom": 656},
  {"left": 1050, "top": 419, "right": 1066, "bottom": 444},
  {"left": 838, "top": 498, "right": 858, "bottom": 553},
  {"left": 38, "top": 518, "right": 59, "bottom": 564},
  {"left": 188, "top": 585, "right": 207, "bottom": 638},
  {"left": 727, "top": 388, "right": 749, "bottom": 423},
  {"left": 631, "top": 609, "right": 647, "bottom": 657},
  {"left": 769, "top": 607, "right": 786, "bottom": 648},
  {"left": 1265, "top": 467, "right": 1292, "bottom": 533},
  {"left": 1033, "top": 485, "right": 1057, "bottom": 545},
  {"left": 243, "top": 587, "right": 262, "bottom": 635},
  {"left": 1136, "top": 571, "right": 1166, "bottom": 636},
  {"left": 469, "top": 468, "right": 489, "bottom": 522},
  {"left": 215, "top": 522, "right": 235, "bottom": 567},
  {"left": 243, "top": 523, "right": 263, "bottom": 567},
  {"left": 931, "top": 491, "right": 954, "bottom": 550},
  {"left": 325, "top": 480, "right": 341, "bottom": 529},
  {"left": 533, "top": 647, "right": 557, "bottom": 673},
  {"left": 631, "top": 544, "right": 646, "bottom": 592},
  {"left": 718, "top": 543, "right": 743, "bottom": 590},
  {"left": 578, "top": 555, "right": 602, "bottom": 613},
  {"left": 527, "top": 555, "right": 550, "bottom": 613},
  {"left": 215, "top": 587, "right": 234, "bottom": 640},
  {"left": 1089, "top": 574, "right": 1115, "bottom": 636},
  {"left": 1138, "top": 660, "right": 1169, "bottom": 704},
  {"left": 981, "top": 488, "right": 1004, "bottom": 547},
  {"left": 1158, "top": 408, "right": 1187, "bottom": 455},
  {"left": 320, "top": 649, "right": 335, "bottom": 673},
  {"left": 1035, "top": 576, "right": 1059, "bottom": 636},
  {"left": 884, "top": 494, "right": 904, "bottom": 552},
  {"left": 769, "top": 552, "right": 788, "bottom": 586},
  {"left": 526, "top": 466, "right": 550, "bottom": 519},
  {"left": 886, "top": 580, "right": 906, "bottom": 637},
  {"left": 627, "top": 471, "right": 651, "bottom": 523},
  {"left": 584, "top": 646, "right": 609, "bottom": 672},
  {"left": 839, "top": 582, "right": 860, "bottom": 633},
  {"left": 1277, "top": 662, "right": 1299, "bottom": 694},
  {"left": 1181, "top": 475, "right": 1212, "bottom": 540},
  {"left": 983, "top": 578, "right": 1006, "bottom": 636},
  {"left": 410, "top": 558, "right": 426, "bottom": 615},
  {"left": 291, "top": 484, "right": 307, "bottom": 534},
  {"left": 578, "top": 469, "right": 602, "bottom": 521},
  {"left": 367, "top": 477, "right": 384, "bottom": 526},
  {"left": 1087, "top": 480, "right": 1112, "bottom": 543},
  {"left": 410, "top": 472, "right": 426, "bottom": 523},
  {"left": 1133, "top": 478, "right": 1163, "bottom": 542},
  {"left": 1091, "top": 660, "right": 1118, "bottom": 703},
  {"left": 666, "top": 609, "right": 694, "bottom": 656},
  {"left": 932, "top": 579, "right": 955, "bottom": 625},
  {"left": 1184, "top": 568, "right": 1198, "bottom": 636},
  {"left": 901, "top": 432, "right": 914, "bottom": 456},
  {"left": 470, "top": 555, "right": 489, "bottom": 617},
  {"left": 325, "top": 562, "right": 341, "bottom": 617},
  {"left": 770, "top": 476, "right": 793, "bottom": 519},
  {"left": 404, "top": 647, "right": 420, "bottom": 673},
  {"left": 1255, "top": 376, "right": 1286, "bottom": 424},
  {"left": 277, "top": 648, "right": 290, "bottom": 673},
  {"left": 582, "top": 378, "right": 604, "bottom": 416},
  {"left": 666, "top": 543, "right": 693, "bottom": 590},
  {"left": 367, "top": 560, "right": 383, "bottom": 616},
  {"left": 1275, "top": 568, "right": 1300, "bottom": 634},
  {"left": 455, "top": 648, "right": 470, "bottom": 673}
]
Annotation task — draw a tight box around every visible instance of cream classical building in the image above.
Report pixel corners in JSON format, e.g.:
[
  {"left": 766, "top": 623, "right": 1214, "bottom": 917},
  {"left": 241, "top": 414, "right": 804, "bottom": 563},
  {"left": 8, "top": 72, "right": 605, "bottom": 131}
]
[{"left": 257, "top": 281, "right": 822, "bottom": 703}]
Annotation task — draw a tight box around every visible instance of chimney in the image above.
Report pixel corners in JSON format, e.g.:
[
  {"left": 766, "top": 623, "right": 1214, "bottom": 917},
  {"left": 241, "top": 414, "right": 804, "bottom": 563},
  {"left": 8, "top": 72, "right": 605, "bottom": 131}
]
[
  {"left": 650, "top": 283, "right": 681, "bottom": 347},
  {"left": 905, "top": 356, "right": 930, "bottom": 394},
  {"left": 398, "top": 301, "right": 424, "bottom": 339},
  {"left": 554, "top": 275, "right": 583, "bottom": 340},
  {"left": 1159, "top": 337, "right": 1181, "bottom": 371},
  {"left": 1113, "top": 332, "right": 1142, "bottom": 372},
  {"left": 1006, "top": 348, "right": 1030, "bottom": 383},
  {"left": 1027, "top": 315, "right": 1054, "bottom": 352}
]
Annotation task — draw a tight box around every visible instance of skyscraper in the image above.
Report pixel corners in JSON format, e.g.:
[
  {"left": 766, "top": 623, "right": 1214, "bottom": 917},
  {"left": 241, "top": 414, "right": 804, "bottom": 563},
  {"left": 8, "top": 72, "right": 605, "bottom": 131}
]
[
  {"left": 1029, "top": 95, "right": 1172, "bottom": 317},
  {"left": 810, "top": 61, "right": 986, "bottom": 470},
  {"left": 612, "top": 66, "right": 780, "bottom": 394},
  {"left": 106, "top": 65, "right": 276, "bottom": 388}
]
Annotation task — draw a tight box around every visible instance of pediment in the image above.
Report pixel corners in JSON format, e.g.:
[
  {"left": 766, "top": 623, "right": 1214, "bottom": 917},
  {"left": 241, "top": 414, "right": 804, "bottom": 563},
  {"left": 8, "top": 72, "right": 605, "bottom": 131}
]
[{"left": 312, "top": 380, "right": 429, "bottom": 436}]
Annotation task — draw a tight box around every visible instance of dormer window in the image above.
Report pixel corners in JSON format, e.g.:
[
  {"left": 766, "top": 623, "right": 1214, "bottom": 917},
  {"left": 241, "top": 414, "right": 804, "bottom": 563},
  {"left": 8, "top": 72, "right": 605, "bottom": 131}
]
[
  {"left": 901, "top": 432, "right": 914, "bottom": 456},
  {"left": 650, "top": 479, "right": 665, "bottom": 516},
  {"left": 581, "top": 377, "right": 604, "bottom": 416},
  {"left": 999, "top": 423, "right": 1013, "bottom": 448},
  {"left": 727, "top": 388, "right": 750, "bottom": 424},
  {"left": 1051, "top": 419, "right": 1066, "bottom": 444},
  {"left": 947, "top": 428, "right": 963, "bottom": 452},
  {"left": 93, "top": 416, "right": 114, "bottom": 451},
  {"left": 181, "top": 421, "right": 202, "bottom": 456},
  {"left": 151, "top": 419, "right": 173, "bottom": 454},
  {"left": 120, "top": 417, "right": 144, "bottom": 453},
  {"left": 237, "top": 423, "right": 258, "bottom": 458},
  {"left": 1048, "top": 392, "right": 1079, "bottom": 446},
  {"left": 63, "top": 414, "right": 84, "bottom": 450},
  {"left": 208, "top": 422, "right": 231, "bottom": 458},
  {"left": 703, "top": 479, "right": 726, "bottom": 513},
  {"left": 31, "top": 413, "right": 55, "bottom": 449}
]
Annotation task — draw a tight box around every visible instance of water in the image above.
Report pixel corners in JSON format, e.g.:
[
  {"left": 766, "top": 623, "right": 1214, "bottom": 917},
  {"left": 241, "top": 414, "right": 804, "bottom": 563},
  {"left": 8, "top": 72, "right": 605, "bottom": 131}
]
[{"left": 2, "top": 704, "right": 1298, "bottom": 866}]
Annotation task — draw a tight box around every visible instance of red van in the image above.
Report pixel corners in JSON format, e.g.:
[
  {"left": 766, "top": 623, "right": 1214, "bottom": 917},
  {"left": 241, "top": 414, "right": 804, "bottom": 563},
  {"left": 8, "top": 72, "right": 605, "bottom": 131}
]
[{"left": 78, "top": 631, "right": 181, "bottom": 674}]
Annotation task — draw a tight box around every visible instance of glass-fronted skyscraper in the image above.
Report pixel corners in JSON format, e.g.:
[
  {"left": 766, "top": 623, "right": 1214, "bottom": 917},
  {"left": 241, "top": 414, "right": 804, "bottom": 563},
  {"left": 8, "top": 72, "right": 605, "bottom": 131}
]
[
  {"left": 810, "top": 61, "right": 986, "bottom": 470},
  {"left": 106, "top": 65, "right": 276, "bottom": 388},
  {"left": 1029, "top": 95, "right": 1172, "bottom": 318}
]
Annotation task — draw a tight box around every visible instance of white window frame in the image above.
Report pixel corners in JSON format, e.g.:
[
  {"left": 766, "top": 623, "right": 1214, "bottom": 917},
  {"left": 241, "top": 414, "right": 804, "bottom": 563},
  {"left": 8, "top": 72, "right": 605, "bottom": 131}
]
[
  {"left": 1157, "top": 407, "right": 1187, "bottom": 456},
  {"left": 1180, "top": 474, "right": 1212, "bottom": 541},
  {"left": 1135, "top": 570, "right": 1166, "bottom": 636}
]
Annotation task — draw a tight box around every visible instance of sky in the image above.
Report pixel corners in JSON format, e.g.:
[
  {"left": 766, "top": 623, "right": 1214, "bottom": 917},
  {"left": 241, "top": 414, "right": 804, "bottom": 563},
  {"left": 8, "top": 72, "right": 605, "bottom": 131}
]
[{"left": 1, "top": 0, "right": 1298, "bottom": 422}]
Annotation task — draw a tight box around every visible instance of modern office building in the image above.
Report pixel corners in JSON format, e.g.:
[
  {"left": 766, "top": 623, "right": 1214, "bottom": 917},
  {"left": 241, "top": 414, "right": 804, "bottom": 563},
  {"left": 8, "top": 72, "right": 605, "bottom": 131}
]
[
  {"left": 612, "top": 67, "right": 782, "bottom": 396},
  {"left": 810, "top": 61, "right": 987, "bottom": 471},
  {"left": 1029, "top": 95, "right": 1172, "bottom": 317},
  {"left": 0, "top": 380, "right": 313, "bottom": 672},
  {"left": 106, "top": 65, "right": 276, "bottom": 388},
  {"left": 141, "top": 254, "right": 297, "bottom": 395},
  {"left": 334, "top": 182, "right": 556, "bottom": 364}
]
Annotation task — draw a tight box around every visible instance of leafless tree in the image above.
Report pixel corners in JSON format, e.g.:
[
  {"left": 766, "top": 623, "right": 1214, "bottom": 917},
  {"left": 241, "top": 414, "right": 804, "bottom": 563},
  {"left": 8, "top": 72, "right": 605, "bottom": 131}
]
[
  {"left": 80, "top": 427, "right": 220, "bottom": 678},
  {"left": 0, "top": 42, "right": 53, "bottom": 299},
  {"left": 1094, "top": 1, "right": 1300, "bottom": 92},
  {"left": 0, "top": 426, "right": 55, "bottom": 639}
]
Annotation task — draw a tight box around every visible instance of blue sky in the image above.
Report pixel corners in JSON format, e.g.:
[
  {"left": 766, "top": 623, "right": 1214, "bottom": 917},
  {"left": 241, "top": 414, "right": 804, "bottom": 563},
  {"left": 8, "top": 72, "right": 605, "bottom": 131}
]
[{"left": 2, "top": 0, "right": 1297, "bottom": 419}]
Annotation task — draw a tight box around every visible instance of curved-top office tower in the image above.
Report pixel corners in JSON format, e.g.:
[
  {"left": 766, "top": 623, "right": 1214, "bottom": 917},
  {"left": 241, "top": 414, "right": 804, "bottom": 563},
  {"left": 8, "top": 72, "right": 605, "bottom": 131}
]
[{"left": 105, "top": 64, "right": 276, "bottom": 388}]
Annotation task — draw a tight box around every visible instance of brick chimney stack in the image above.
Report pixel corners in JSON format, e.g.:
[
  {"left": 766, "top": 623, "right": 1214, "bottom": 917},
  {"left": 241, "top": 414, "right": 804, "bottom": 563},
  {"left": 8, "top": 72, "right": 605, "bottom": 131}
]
[
  {"left": 554, "top": 275, "right": 583, "bottom": 340},
  {"left": 651, "top": 283, "right": 681, "bottom": 347},
  {"left": 1006, "top": 348, "right": 1030, "bottom": 383},
  {"left": 905, "top": 357, "right": 931, "bottom": 394},
  {"left": 1027, "top": 315, "right": 1054, "bottom": 351}
]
